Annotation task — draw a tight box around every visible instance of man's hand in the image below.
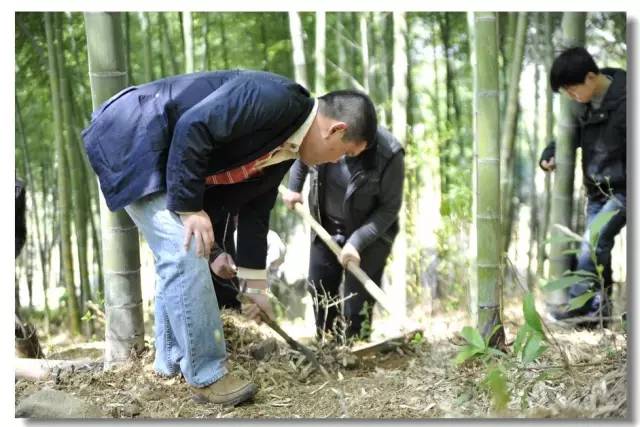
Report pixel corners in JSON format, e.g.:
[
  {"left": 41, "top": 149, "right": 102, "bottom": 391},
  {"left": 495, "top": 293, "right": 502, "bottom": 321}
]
[
  {"left": 179, "top": 210, "right": 214, "bottom": 258},
  {"left": 281, "top": 189, "right": 303, "bottom": 210},
  {"left": 210, "top": 252, "right": 237, "bottom": 279},
  {"left": 541, "top": 156, "right": 556, "bottom": 172},
  {"left": 339, "top": 242, "right": 361, "bottom": 269},
  {"left": 241, "top": 279, "right": 274, "bottom": 324}
]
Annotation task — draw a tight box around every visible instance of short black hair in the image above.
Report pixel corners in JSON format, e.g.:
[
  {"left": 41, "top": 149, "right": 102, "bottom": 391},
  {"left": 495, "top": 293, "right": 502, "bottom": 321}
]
[
  {"left": 550, "top": 47, "right": 600, "bottom": 93},
  {"left": 318, "top": 90, "right": 377, "bottom": 147}
]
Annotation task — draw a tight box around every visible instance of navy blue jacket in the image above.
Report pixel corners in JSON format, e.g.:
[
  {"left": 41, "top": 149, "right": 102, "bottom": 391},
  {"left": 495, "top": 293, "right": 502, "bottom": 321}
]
[{"left": 82, "top": 70, "right": 314, "bottom": 212}]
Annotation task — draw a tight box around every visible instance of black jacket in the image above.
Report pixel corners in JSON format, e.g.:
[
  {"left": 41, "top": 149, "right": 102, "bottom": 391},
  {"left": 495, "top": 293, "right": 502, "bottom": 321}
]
[
  {"left": 288, "top": 127, "right": 404, "bottom": 252},
  {"left": 15, "top": 179, "right": 26, "bottom": 257},
  {"left": 202, "top": 160, "right": 294, "bottom": 271},
  {"left": 539, "top": 68, "right": 626, "bottom": 199}
]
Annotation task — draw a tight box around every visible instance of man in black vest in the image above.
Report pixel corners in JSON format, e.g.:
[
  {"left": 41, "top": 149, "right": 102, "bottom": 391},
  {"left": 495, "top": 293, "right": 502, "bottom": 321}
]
[
  {"left": 83, "top": 70, "right": 377, "bottom": 405},
  {"left": 539, "top": 47, "right": 626, "bottom": 326},
  {"left": 282, "top": 127, "right": 404, "bottom": 341}
]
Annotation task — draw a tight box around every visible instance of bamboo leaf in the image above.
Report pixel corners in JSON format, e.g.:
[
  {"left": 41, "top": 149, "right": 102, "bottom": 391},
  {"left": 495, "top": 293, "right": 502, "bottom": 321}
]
[
  {"left": 541, "top": 275, "right": 584, "bottom": 293},
  {"left": 522, "top": 334, "right": 547, "bottom": 364},
  {"left": 483, "top": 366, "right": 509, "bottom": 411},
  {"left": 460, "top": 326, "right": 485, "bottom": 350},
  {"left": 588, "top": 209, "right": 619, "bottom": 247},
  {"left": 573, "top": 269, "right": 599, "bottom": 278},
  {"left": 522, "top": 293, "right": 544, "bottom": 334},
  {"left": 454, "top": 345, "right": 483, "bottom": 365},
  {"left": 552, "top": 223, "right": 584, "bottom": 242},
  {"left": 544, "top": 234, "right": 581, "bottom": 245},
  {"left": 513, "top": 324, "right": 531, "bottom": 355},
  {"left": 568, "top": 291, "right": 595, "bottom": 311}
]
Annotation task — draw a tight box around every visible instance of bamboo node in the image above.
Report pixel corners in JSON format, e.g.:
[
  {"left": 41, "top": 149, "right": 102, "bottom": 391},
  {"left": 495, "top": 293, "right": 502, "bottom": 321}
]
[{"left": 88, "top": 71, "right": 128, "bottom": 78}]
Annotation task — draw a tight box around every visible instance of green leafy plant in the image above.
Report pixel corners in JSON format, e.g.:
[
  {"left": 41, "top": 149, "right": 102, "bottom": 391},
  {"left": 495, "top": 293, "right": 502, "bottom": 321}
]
[
  {"left": 454, "top": 325, "right": 504, "bottom": 365},
  {"left": 512, "top": 293, "right": 548, "bottom": 365},
  {"left": 542, "top": 209, "right": 619, "bottom": 311},
  {"left": 481, "top": 365, "right": 509, "bottom": 412}
]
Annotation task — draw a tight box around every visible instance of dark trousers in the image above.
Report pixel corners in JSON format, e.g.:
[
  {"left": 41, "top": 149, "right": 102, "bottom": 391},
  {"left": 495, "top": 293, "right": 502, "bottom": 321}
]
[
  {"left": 571, "top": 193, "right": 626, "bottom": 304},
  {"left": 308, "top": 235, "right": 392, "bottom": 340},
  {"left": 212, "top": 275, "right": 241, "bottom": 311}
]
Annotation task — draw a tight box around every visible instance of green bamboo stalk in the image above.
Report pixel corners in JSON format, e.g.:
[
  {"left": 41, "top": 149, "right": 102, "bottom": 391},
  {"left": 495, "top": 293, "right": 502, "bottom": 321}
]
[
  {"left": 16, "top": 96, "right": 51, "bottom": 330},
  {"left": 315, "top": 11, "right": 326, "bottom": 95},
  {"left": 499, "top": 12, "right": 528, "bottom": 255},
  {"left": 138, "top": 12, "right": 153, "bottom": 82},
  {"left": 57, "top": 18, "right": 93, "bottom": 335},
  {"left": 288, "top": 12, "right": 308, "bottom": 88},
  {"left": 537, "top": 12, "right": 555, "bottom": 279},
  {"left": 389, "top": 11, "right": 408, "bottom": 319},
  {"left": 547, "top": 12, "right": 586, "bottom": 308},
  {"left": 182, "top": 11, "right": 194, "bottom": 73},
  {"left": 473, "top": 12, "right": 504, "bottom": 344},
  {"left": 84, "top": 12, "right": 144, "bottom": 368},
  {"left": 45, "top": 12, "right": 82, "bottom": 336}
]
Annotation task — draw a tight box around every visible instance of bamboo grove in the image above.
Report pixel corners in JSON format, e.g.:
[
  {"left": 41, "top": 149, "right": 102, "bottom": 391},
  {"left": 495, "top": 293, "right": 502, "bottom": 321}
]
[{"left": 15, "top": 12, "right": 627, "bottom": 342}]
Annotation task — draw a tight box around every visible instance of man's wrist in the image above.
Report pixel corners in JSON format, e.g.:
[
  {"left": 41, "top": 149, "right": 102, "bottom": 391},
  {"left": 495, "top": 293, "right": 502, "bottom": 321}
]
[{"left": 245, "top": 279, "right": 268, "bottom": 289}]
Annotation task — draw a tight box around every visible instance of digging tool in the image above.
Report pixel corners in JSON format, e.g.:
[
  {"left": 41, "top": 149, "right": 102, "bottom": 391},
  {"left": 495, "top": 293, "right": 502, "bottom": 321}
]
[
  {"left": 278, "top": 185, "right": 398, "bottom": 316},
  {"left": 236, "top": 291, "right": 329, "bottom": 378},
  {"left": 236, "top": 291, "right": 348, "bottom": 416}
]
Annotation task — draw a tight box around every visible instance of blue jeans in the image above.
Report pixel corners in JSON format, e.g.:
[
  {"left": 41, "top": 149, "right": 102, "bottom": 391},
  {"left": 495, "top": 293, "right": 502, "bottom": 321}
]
[
  {"left": 124, "top": 192, "right": 227, "bottom": 387},
  {"left": 570, "top": 193, "right": 626, "bottom": 300}
]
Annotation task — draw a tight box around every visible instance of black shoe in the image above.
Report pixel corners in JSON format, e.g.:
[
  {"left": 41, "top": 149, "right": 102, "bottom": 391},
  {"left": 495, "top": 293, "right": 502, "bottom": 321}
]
[{"left": 548, "top": 292, "right": 611, "bottom": 329}]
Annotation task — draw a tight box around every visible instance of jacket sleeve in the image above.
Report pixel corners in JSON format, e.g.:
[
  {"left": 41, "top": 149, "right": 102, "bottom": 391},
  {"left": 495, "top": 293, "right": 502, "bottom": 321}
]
[
  {"left": 287, "top": 160, "right": 309, "bottom": 193},
  {"left": 235, "top": 187, "right": 280, "bottom": 280},
  {"left": 165, "top": 77, "right": 298, "bottom": 212},
  {"left": 538, "top": 140, "right": 556, "bottom": 170},
  {"left": 15, "top": 180, "right": 26, "bottom": 257},
  {"left": 347, "top": 151, "right": 404, "bottom": 253}
]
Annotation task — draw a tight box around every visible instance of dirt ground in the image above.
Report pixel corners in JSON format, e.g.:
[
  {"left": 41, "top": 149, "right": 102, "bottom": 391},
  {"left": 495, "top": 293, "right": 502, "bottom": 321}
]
[{"left": 14, "top": 304, "right": 627, "bottom": 419}]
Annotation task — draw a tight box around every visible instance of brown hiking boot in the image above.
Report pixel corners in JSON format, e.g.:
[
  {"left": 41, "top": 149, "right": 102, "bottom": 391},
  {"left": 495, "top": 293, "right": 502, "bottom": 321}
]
[{"left": 191, "top": 374, "right": 257, "bottom": 406}]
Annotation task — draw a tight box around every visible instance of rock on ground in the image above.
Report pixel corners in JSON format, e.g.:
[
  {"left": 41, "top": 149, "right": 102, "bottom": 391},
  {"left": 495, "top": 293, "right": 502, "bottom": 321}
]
[{"left": 15, "top": 389, "right": 105, "bottom": 418}]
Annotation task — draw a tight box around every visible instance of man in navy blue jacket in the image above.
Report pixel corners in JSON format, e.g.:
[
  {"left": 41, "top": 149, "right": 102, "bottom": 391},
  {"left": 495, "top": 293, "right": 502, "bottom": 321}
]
[{"left": 82, "top": 70, "right": 377, "bottom": 405}]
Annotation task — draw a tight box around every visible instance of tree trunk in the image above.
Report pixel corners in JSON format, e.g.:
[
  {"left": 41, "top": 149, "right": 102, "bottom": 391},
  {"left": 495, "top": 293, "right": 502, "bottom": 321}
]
[
  {"left": 259, "top": 14, "right": 269, "bottom": 70},
  {"left": 56, "top": 18, "right": 94, "bottom": 336},
  {"left": 467, "top": 10, "right": 478, "bottom": 321},
  {"left": 389, "top": 11, "right": 408, "bottom": 319},
  {"left": 138, "top": 12, "right": 153, "bottom": 82},
  {"left": 359, "top": 13, "right": 370, "bottom": 93},
  {"left": 473, "top": 12, "right": 504, "bottom": 346},
  {"left": 315, "top": 11, "right": 326, "bottom": 95},
  {"left": 158, "top": 12, "right": 178, "bottom": 76},
  {"left": 370, "top": 12, "right": 390, "bottom": 126},
  {"left": 219, "top": 14, "right": 230, "bottom": 69},
  {"left": 537, "top": 12, "right": 555, "bottom": 279},
  {"left": 288, "top": 12, "right": 308, "bottom": 88},
  {"left": 499, "top": 12, "right": 528, "bottom": 256},
  {"left": 45, "top": 12, "right": 82, "bottom": 336},
  {"left": 16, "top": 96, "right": 51, "bottom": 329},
  {"left": 527, "top": 62, "right": 541, "bottom": 291},
  {"left": 546, "top": 12, "right": 586, "bottom": 308},
  {"left": 124, "top": 12, "right": 132, "bottom": 84},
  {"left": 84, "top": 12, "right": 145, "bottom": 368},
  {"left": 182, "top": 11, "right": 194, "bottom": 73},
  {"left": 201, "top": 13, "right": 210, "bottom": 71},
  {"left": 431, "top": 17, "right": 448, "bottom": 217}
]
